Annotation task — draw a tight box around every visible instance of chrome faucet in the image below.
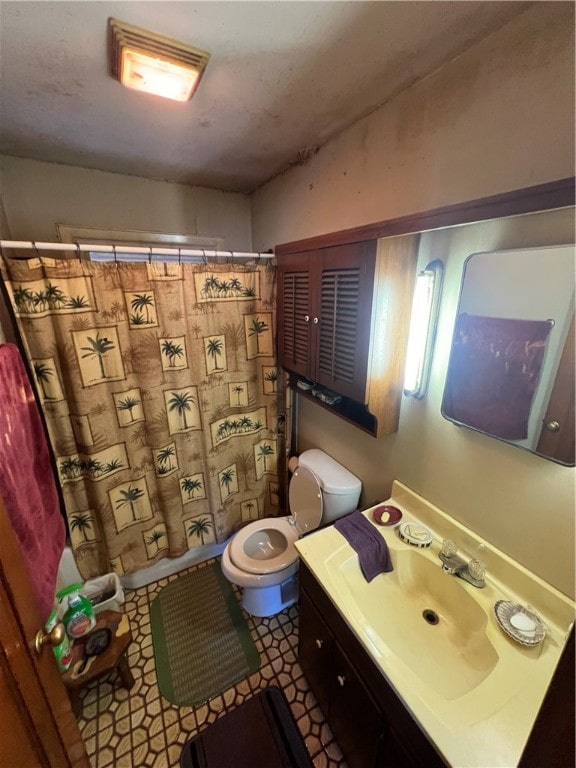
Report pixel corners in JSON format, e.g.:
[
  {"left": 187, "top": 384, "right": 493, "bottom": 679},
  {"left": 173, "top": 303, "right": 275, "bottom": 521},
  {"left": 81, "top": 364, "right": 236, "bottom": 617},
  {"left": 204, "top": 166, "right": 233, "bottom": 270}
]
[{"left": 439, "top": 539, "right": 486, "bottom": 588}]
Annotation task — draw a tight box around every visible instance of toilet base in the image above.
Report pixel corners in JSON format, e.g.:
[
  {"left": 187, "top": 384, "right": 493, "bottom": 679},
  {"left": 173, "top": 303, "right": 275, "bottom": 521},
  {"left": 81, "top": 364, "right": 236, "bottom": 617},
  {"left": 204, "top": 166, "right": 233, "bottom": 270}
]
[{"left": 241, "top": 574, "right": 299, "bottom": 617}]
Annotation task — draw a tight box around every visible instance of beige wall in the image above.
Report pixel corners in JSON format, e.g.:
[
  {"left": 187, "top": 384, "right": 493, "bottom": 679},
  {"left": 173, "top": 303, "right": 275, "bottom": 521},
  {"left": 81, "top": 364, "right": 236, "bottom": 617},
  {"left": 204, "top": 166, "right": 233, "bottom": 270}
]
[
  {"left": 0, "top": 156, "right": 252, "bottom": 248},
  {"left": 0, "top": 195, "right": 11, "bottom": 240},
  {"left": 252, "top": 3, "right": 575, "bottom": 249},
  {"left": 295, "top": 210, "right": 574, "bottom": 596},
  {"left": 252, "top": 4, "right": 576, "bottom": 597}
]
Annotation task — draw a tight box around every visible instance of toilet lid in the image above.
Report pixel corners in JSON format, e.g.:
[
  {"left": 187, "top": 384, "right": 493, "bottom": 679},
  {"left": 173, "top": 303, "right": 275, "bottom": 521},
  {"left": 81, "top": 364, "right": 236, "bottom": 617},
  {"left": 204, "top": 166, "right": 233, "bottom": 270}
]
[{"left": 289, "top": 466, "right": 323, "bottom": 535}]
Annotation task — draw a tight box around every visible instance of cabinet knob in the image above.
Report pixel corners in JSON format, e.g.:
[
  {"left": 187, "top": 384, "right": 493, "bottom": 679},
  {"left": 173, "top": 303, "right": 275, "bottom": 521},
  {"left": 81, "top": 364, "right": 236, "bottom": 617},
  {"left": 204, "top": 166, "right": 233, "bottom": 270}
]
[
  {"left": 304, "top": 315, "right": 310, "bottom": 322},
  {"left": 312, "top": 317, "right": 319, "bottom": 324},
  {"left": 337, "top": 675, "right": 346, "bottom": 687},
  {"left": 315, "top": 638, "right": 323, "bottom": 649}
]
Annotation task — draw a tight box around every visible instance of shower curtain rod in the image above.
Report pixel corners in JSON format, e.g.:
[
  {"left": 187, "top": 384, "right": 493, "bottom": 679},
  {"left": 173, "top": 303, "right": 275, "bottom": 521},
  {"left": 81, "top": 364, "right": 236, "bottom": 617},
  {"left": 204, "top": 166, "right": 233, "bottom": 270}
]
[{"left": 0, "top": 240, "right": 274, "bottom": 261}]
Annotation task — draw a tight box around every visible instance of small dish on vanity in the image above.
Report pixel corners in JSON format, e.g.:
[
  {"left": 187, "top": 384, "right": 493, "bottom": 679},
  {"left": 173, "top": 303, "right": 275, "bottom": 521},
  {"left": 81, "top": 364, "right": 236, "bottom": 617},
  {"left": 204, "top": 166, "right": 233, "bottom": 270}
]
[
  {"left": 372, "top": 505, "right": 402, "bottom": 526},
  {"left": 494, "top": 600, "right": 546, "bottom": 646}
]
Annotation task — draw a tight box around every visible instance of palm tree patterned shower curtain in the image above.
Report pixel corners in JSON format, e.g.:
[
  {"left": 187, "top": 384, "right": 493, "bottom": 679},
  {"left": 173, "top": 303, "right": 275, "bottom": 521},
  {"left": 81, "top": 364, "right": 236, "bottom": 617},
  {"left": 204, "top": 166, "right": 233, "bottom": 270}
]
[{"left": 1, "top": 254, "right": 286, "bottom": 578}]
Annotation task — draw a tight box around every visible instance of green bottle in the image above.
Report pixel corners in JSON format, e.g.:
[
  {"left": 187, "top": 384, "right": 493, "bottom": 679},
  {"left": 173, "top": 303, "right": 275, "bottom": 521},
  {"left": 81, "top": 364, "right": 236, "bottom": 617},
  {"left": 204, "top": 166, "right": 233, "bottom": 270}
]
[{"left": 57, "top": 583, "right": 96, "bottom": 639}]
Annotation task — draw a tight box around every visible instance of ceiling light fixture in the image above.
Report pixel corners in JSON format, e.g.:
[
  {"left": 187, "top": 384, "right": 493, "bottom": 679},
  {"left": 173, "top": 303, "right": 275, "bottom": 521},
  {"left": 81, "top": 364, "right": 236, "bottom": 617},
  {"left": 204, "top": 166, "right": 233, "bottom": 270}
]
[{"left": 108, "top": 18, "right": 210, "bottom": 102}]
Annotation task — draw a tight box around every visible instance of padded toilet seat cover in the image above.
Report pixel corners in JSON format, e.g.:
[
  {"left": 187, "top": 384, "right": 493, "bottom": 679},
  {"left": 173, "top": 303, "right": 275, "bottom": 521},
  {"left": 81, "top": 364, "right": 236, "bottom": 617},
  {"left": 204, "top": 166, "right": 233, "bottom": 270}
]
[
  {"left": 229, "top": 518, "right": 298, "bottom": 575},
  {"left": 289, "top": 466, "right": 323, "bottom": 535},
  {"left": 228, "top": 467, "right": 323, "bottom": 576}
]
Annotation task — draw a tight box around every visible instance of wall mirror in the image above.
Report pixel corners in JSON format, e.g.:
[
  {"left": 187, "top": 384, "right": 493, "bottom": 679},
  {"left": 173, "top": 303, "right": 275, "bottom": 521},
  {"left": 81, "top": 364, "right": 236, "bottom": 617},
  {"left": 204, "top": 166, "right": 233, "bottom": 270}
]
[{"left": 442, "top": 245, "right": 574, "bottom": 466}]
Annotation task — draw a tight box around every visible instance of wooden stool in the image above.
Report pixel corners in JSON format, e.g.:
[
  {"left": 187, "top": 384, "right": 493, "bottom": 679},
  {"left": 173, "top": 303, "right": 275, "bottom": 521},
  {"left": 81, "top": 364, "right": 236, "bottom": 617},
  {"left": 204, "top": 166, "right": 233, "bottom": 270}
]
[{"left": 61, "top": 609, "right": 134, "bottom": 717}]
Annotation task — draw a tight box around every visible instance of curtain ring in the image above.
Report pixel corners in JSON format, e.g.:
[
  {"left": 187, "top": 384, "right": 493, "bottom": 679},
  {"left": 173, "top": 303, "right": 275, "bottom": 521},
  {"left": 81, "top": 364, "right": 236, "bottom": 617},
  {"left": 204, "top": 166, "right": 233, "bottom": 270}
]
[
  {"left": 75, "top": 243, "right": 81, "bottom": 260},
  {"left": 112, "top": 245, "right": 118, "bottom": 264},
  {"left": 201, "top": 249, "right": 208, "bottom": 265},
  {"left": 178, "top": 248, "right": 181, "bottom": 265},
  {"left": 148, "top": 247, "right": 153, "bottom": 264},
  {"left": 33, "top": 241, "right": 40, "bottom": 258}
]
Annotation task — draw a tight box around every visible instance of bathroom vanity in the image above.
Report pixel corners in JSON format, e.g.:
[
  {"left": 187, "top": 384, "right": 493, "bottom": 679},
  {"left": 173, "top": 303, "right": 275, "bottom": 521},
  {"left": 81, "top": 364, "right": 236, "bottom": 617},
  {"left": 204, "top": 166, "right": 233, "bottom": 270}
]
[
  {"left": 295, "top": 482, "right": 575, "bottom": 768},
  {"left": 299, "top": 562, "right": 444, "bottom": 767}
]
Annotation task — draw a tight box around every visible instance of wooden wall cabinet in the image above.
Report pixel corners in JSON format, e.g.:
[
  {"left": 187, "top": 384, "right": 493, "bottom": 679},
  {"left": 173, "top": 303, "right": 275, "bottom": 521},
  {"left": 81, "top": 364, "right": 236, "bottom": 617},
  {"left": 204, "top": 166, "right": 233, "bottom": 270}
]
[
  {"left": 298, "top": 563, "right": 445, "bottom": 768},
  {"left": 277, "top": 236, "right": 418, "bottom": 437}
]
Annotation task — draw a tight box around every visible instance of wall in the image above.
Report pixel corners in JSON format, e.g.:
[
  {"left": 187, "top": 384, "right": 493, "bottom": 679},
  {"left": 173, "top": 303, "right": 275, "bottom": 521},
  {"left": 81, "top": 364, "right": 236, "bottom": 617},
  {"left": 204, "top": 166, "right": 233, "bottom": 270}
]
[
  {"left": 252, "top": 3, "right": 574, "bottom": 249},
  {"left": 0, "top": 195, "right": 11, "bottom": 240},
  {"left": 0, "top": 156, "right": 253, "bottom": 343},
  {"left": 0, "top": 195, "right": 12, "bottom": 343},
  {"left": 251, "top": 4, "right": 576, "bottom": 597},
  {"left": 0, "top": 156, "right": 252, "bottom": 248}
]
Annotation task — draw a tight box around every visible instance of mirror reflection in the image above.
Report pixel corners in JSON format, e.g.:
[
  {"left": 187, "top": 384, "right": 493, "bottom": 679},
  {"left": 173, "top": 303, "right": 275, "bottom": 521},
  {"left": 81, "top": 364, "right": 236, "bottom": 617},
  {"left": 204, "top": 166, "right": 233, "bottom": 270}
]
[{"left": 442, "top": 245, "right": 574, "bottom": 466}]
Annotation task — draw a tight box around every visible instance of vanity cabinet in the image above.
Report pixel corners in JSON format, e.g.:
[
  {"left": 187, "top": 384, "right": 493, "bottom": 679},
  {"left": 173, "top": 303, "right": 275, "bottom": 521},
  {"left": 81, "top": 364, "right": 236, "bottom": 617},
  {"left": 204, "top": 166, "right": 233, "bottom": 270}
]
[
  {"left": 298, "top": 563, "right": 446, "bottom": 768},
  {"left": 299, "top": 591, "right": 384, "bottom": 768},
  {"left": 277, "top": 236, "right": 418, "bottom": 436}
]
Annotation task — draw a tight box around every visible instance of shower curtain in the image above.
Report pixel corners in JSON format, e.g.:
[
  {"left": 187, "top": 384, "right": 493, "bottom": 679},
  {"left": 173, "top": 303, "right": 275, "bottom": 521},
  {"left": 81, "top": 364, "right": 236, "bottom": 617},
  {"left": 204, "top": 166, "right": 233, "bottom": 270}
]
[{"left": 1, "top": 253, "right": 286, "bottom": 579}]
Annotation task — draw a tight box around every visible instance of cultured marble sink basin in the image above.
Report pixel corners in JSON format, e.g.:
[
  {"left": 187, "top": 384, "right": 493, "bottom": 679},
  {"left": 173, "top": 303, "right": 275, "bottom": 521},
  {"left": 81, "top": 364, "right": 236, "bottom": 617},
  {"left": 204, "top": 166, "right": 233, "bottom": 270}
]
[
  {"left": 295, "top": 487, "right": 576, "bottom": 768},
  {"left": 337, "top": 548, "right": 499, "bottom": 700}
]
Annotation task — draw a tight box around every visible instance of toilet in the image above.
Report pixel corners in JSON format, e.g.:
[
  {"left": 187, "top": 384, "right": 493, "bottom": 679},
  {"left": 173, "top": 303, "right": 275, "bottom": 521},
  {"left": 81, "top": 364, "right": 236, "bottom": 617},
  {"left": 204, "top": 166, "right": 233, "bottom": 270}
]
[{"left": 221, "top": 448, "right": 361, "bottom": 617}]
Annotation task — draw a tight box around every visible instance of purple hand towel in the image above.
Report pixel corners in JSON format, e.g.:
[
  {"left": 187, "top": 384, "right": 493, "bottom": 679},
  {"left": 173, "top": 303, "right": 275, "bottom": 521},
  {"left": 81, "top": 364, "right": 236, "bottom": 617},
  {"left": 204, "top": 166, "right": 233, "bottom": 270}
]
[{"left": 334, "top": 510, "right": 393, "bottom": 582}]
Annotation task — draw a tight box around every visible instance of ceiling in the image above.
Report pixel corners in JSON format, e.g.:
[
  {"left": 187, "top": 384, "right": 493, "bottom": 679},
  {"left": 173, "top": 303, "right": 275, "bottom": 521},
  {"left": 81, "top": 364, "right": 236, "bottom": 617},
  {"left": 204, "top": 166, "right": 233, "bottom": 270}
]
[{"left": 0, "top": 1, "right": 530, "bottom": 193}]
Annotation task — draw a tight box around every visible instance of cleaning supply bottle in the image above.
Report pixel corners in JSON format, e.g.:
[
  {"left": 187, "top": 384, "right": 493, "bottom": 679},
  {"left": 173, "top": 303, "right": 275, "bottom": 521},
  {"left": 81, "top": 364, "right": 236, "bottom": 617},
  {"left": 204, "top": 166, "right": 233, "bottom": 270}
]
[
  {"left": 45, "top": 608, "right": 73, "bottom": 672},
  {"left": 57, "top": 583, "right": 96, "bottom": 639}
]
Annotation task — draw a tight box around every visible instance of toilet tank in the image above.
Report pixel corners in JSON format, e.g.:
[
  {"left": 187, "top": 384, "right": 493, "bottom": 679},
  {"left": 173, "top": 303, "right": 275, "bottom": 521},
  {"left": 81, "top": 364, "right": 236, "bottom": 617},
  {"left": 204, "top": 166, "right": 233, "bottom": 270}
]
[{"left": 297, "top": 449, "right": 361, "bottom": 524}]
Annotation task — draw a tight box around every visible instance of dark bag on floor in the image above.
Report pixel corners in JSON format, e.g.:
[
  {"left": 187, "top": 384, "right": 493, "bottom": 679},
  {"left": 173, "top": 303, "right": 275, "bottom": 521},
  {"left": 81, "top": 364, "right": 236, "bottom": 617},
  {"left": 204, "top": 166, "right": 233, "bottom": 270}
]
[{"left": 180, "top": 686, "right": 313, "bottom": 768}]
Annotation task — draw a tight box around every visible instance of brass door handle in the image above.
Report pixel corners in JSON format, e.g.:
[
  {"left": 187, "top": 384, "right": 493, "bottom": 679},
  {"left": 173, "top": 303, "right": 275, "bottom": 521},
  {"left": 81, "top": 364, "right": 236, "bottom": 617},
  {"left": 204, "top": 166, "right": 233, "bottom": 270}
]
[
  {"left": 545, "top": 420, "right": 561, "bottom": 432},
  {"left": 34, "top": 622, "right": 65, "bottom": 655}
]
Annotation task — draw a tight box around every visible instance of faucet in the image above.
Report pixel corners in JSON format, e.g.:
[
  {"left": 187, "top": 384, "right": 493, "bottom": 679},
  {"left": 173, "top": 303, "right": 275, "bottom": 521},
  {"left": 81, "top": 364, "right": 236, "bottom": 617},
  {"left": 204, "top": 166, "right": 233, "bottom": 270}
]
[{"left": 439, "top": 540, "right": 486, "bottom": 588}]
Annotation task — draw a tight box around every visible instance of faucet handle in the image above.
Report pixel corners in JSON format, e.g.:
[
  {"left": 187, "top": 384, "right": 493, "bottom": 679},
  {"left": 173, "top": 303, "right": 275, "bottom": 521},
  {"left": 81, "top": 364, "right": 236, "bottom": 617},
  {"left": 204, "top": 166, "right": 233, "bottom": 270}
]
[
  {"left": 468, "top": 558, "right": 486, "bottom": 582},
  {"left": 440, "top": 539, "right": 458, "bottom": 558}
]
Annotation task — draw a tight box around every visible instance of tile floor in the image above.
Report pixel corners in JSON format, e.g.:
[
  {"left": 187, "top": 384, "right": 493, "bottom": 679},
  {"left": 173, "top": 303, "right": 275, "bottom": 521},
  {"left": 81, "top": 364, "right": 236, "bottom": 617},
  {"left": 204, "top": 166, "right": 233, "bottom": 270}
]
[{"left": 77, "top": 558, "right": 348, "bottom": 768}]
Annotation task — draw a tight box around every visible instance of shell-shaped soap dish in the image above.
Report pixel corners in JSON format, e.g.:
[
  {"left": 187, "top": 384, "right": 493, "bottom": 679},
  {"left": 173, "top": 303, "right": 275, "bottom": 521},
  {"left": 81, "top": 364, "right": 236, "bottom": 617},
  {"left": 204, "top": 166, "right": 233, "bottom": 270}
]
[
  {"left": 494, "top": 600, "right": 546, "bottom": 646},
  {"left": 398, "top": 521, "right": 433, "bottom": 548}
]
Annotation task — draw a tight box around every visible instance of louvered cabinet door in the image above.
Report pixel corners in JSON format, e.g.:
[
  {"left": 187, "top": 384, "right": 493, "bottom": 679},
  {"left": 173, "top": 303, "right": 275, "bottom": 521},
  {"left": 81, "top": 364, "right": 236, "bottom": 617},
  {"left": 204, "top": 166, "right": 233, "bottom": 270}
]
[
  {"left": 315, "top": 242, "right": 376, "bottom": 401},
  {"left": 278, "top": 253, "right": 314, "bottom": 378}
]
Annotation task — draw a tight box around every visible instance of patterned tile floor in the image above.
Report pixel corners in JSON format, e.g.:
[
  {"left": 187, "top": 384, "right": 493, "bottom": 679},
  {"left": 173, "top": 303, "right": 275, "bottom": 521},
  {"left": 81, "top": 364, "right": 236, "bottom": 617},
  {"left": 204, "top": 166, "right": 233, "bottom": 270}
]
[{"left": 77, "top": 558, "right": 348, "bottom": 768}]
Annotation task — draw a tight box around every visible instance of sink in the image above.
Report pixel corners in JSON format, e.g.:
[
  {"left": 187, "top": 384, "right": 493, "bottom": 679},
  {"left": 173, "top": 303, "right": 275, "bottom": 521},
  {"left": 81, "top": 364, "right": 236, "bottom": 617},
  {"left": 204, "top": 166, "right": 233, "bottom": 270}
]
[
  {"left": 338, "top": 548, "right": 499, "bottom": 700},
  {"left": 296, "top": 487, "right": 576, "bottom": 768}
]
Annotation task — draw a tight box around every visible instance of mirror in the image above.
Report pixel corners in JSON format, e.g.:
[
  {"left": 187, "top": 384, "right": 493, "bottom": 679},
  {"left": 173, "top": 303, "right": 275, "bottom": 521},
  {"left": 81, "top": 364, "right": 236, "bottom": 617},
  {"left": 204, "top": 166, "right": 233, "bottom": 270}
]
[{"left": 442, "top": 245, "right": 574, "bottom": 466}]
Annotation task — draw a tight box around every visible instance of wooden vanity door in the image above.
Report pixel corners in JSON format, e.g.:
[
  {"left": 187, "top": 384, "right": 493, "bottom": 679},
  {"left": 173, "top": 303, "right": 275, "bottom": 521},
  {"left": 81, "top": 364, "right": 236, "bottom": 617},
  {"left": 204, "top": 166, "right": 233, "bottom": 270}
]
[
  {"left": 331, "top": 642, "right": 385, "bottom": 768},
  {"left": 298, "top": 590, "right": 334, "bottom": 713}
]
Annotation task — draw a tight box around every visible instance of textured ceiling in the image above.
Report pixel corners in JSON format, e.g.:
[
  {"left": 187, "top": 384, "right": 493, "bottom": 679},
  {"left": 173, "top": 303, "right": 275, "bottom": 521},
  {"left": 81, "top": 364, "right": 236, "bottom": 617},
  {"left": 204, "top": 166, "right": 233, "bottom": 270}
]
[{"left": 0, "top": 1, "right": 530, "bottom": 193}]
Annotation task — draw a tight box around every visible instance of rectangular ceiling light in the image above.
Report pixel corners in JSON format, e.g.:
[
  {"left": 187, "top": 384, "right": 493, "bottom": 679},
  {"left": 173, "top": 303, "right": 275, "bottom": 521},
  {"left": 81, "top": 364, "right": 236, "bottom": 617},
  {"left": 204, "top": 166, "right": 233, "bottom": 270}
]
[{"left": 108, "top": 18, "right": 210, "bottom": 102}]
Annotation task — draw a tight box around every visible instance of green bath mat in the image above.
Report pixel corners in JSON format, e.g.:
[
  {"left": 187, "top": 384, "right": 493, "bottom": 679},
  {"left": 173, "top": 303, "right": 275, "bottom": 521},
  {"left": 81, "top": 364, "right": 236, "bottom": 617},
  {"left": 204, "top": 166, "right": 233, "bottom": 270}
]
[{"left": 150, "top": 562, "right": 260, "bottom": 707}]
